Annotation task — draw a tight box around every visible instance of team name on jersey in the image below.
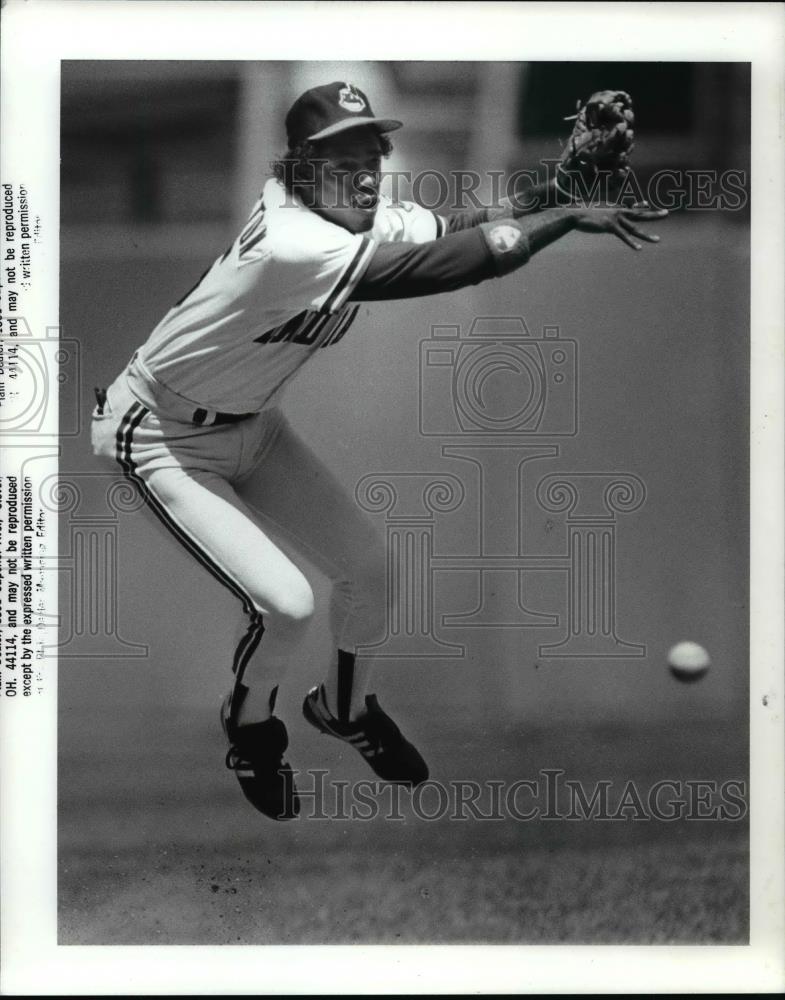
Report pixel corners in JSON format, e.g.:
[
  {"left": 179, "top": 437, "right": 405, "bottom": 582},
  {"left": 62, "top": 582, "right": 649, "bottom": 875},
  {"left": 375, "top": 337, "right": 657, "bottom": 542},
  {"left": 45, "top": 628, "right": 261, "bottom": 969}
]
[
  {"left": 254, "top": 303, "right": 359, "bottom": 348},
  {"left": 237, "top": 199, "right": 270, "bottom": 266}
]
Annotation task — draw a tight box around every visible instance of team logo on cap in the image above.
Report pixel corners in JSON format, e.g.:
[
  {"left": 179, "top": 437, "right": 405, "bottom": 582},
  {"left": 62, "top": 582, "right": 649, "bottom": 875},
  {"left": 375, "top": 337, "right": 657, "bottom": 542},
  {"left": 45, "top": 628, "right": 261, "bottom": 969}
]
[
  {"left": 338, "top": 84, "right": 366, "bottom": 113},
  {"left": 489, "top": 224, "right": 521, "bottom": 252}
]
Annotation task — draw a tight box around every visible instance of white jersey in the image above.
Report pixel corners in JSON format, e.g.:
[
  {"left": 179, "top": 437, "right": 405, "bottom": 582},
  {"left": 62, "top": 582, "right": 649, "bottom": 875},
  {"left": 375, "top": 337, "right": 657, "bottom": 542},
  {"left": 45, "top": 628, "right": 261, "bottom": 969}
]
[{"left": 136, "top": 178, "right": 441, "bottom": 414}]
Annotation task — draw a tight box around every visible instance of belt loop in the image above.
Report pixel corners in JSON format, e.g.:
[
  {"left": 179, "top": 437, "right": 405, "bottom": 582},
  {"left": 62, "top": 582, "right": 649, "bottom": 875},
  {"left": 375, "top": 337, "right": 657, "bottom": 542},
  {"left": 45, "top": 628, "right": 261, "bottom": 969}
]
[{"left": 193, "top": 408, "right": 208, "bottom": 426}]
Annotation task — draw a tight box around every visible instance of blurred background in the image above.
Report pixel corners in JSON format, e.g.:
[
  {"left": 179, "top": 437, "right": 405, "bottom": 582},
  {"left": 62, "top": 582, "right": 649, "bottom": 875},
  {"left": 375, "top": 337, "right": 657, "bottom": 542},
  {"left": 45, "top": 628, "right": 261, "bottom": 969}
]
[{"left": 58, "top": 61, "right": 749, "bottom": 944}]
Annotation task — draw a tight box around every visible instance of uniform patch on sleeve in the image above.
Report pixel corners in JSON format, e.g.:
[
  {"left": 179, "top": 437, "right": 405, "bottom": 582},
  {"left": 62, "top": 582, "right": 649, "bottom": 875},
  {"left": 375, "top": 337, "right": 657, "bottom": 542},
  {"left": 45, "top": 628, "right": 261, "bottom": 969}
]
[{"left": 488, "top": 224, "right": 522, "bottom": 252}]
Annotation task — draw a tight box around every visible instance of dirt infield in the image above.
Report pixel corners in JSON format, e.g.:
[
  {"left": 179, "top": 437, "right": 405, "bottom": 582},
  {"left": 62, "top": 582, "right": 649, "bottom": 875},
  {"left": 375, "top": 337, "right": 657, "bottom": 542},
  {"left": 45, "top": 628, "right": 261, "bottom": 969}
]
[{"left": 59, "top": 710, "right": 748, "bottom": 944}]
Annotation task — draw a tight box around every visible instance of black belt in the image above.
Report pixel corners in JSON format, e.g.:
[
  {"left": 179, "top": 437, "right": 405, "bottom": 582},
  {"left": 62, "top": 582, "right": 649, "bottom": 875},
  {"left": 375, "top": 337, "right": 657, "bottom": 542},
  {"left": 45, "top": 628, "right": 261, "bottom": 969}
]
[{"left": 192, "top": 407, "right": 257, "bottom": 427}]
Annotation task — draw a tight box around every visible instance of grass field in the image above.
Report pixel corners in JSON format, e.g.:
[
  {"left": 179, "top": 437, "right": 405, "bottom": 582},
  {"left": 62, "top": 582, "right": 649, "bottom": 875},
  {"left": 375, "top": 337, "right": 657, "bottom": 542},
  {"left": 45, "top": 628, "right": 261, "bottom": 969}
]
[{"left": 59, "top": 709, "right": 748, "bottom": 945}]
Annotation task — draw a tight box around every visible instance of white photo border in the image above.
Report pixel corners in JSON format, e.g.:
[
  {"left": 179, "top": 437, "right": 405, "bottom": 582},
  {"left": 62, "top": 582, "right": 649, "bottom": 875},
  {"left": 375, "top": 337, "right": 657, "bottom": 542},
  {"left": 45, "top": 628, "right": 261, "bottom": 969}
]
[{"left": 1, "top": 0, "right": 783, "bottom": 994}]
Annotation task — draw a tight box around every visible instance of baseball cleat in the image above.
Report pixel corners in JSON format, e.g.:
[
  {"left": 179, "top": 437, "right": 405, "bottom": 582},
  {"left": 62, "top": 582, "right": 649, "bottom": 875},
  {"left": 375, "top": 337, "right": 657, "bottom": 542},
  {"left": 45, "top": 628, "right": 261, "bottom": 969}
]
[
  {"left": 302, "top": 684, "right": 429, "bottom": 786},
  {"left": 221, "top": 688, "right": 299, "bottom": 821}
]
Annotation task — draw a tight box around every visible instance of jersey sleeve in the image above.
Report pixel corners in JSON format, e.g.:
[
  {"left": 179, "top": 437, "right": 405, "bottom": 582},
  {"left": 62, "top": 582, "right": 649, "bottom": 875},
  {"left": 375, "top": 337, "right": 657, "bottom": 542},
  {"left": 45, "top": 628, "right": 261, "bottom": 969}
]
[
  {"left": 373, "top": 196, "right": 446, "bottom": 244},
  {"left": 350, "top": 226, "right": 497, "bottom": 301}
]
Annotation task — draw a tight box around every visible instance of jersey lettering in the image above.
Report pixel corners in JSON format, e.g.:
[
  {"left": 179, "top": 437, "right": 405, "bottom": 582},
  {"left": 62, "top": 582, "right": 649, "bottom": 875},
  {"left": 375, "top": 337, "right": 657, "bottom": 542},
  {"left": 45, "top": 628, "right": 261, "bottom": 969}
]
[
  {"left": 254, "top": 305, "right": 359, "bottom": 348},
  {"left": 238, "top": 200, "right": 269, "bottom": 265}
]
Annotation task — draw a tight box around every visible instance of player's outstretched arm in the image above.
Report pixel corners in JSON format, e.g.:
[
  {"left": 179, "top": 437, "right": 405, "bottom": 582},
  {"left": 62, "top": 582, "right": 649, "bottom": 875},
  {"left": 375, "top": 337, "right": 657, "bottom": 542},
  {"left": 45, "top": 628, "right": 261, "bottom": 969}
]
[
  {"left": 522, "top": 202, "right": 667, "bottom": 254},
  {"left": 350, "top": 204, "right": 668, "bottom": 302},
  {"left": 436, "top": 177, "right": 566, "bottom": 236}
]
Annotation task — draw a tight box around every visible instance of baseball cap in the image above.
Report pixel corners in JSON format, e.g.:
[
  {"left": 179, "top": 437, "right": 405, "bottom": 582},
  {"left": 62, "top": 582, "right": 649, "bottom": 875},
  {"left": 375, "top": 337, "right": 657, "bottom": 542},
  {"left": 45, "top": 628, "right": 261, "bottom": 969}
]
[{"left": 285, "top": 82, "right": 403, "bottom": 146}]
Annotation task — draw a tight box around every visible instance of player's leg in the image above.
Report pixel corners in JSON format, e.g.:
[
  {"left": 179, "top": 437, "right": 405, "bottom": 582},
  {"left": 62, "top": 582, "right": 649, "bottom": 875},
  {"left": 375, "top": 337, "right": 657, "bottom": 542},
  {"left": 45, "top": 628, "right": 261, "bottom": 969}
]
[
  {"left": 138, "top": 465, "right": 313, "bottom": 708},
  {"left": 235, "top": 411, "right": 387, "bottom": 720},
  {"left": 234, "top": 412, "right": 428, "bottom": 785},
  {"left": 98, "top": 398, "right": 314, "bottom": 817},
  {"left": 124, "top": 425, "right": 313, "bottom": 705}
]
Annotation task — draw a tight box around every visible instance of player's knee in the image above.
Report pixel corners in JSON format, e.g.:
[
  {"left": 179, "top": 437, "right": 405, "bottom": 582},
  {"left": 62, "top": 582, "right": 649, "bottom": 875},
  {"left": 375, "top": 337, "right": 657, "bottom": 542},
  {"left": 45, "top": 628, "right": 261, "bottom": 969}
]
[{"left": 271, "top": 578, "right": 315, "bottom": 625}]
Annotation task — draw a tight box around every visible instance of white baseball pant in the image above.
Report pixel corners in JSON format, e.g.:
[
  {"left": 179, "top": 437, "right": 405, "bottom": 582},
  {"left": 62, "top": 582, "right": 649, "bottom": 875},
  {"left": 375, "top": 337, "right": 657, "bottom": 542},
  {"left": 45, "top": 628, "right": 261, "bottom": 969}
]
[{"left": 90, "top": 361, "right": 387, "bottom": 716}]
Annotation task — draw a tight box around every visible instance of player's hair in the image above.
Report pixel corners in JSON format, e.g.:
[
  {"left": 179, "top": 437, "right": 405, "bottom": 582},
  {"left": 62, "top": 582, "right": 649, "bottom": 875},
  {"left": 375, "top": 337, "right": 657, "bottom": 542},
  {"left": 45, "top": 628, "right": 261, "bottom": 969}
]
[{"left": 271, "top": 133, "right": 394, "bottom": 193}]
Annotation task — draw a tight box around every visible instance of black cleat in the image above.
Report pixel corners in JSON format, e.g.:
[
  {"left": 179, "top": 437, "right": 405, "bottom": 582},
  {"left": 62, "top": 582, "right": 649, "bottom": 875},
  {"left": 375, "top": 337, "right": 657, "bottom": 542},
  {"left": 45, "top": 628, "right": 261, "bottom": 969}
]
[
  {"left": 221, "top": 686, "right": 299, "bottom": 821},
  {"left": 302, "top": 684, "right": 429, "bottom": 786}
]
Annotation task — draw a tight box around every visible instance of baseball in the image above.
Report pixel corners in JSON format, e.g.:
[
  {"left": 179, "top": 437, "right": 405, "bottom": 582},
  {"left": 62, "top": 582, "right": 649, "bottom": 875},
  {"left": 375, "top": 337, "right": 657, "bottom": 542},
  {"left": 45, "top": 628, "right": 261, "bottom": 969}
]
[{"left": 667, "top": 641, "right": 710, "bottom": 683}]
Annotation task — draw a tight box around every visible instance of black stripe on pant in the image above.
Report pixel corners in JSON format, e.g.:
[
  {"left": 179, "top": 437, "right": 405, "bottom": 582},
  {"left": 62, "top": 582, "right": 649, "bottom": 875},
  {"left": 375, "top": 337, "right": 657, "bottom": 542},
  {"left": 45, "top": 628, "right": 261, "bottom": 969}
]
[{"left": 115, "top": 402, "right": 265, "bottom": 686}]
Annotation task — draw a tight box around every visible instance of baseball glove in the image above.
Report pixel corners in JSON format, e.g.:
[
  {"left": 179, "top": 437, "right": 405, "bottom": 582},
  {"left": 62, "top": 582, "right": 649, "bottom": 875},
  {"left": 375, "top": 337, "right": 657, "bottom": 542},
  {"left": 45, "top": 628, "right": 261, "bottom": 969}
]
[{"left": 556, "top": 90, "right": 635, "bottom": 195}]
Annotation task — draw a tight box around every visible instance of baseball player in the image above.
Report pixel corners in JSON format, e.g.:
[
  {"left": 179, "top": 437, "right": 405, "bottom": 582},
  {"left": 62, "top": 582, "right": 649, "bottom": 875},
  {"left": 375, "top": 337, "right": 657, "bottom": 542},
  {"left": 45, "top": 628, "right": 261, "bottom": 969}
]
[{"left": 91, "top": 82, "right": 666, "bottom": 820}]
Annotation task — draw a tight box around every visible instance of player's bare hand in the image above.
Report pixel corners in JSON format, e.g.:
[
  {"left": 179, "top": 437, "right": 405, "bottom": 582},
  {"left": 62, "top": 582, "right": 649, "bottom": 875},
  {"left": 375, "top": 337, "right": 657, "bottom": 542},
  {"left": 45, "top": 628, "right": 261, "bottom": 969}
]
[{"left": 571, "top": 203, "right": 668, "bottom": 250}]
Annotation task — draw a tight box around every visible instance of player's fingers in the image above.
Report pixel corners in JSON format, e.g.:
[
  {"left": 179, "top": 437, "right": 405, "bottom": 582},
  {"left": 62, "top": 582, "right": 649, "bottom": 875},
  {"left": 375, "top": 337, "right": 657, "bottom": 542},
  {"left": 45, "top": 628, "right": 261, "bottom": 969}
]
[
  {"left": 618, "top": 216, "right": 660, "bottom": 243},
  {"left": 611, "top": 223, "right": 641, "bottom": 250},
  {"left": 624, "top": 207, "right": 669, "bottom": 221},
  {"left": 629, "top": 201, "right": 665, "bottom": 212}
]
